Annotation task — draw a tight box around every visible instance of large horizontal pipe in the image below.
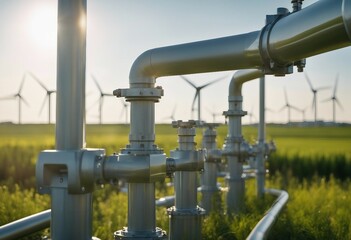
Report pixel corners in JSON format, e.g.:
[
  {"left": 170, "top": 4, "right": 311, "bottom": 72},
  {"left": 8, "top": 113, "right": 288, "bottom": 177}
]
[
  {"left": 130, "top": 0, "right": 351, "bottom": 84},
  {"left": 0, "top": 210, "right": 50, "bottom": 240},
  {"left": 246, "top": 189, "right": 289, "bottom": 240},
  {"left": 129, "top": 0, "right": 351, "bottom": 84}
]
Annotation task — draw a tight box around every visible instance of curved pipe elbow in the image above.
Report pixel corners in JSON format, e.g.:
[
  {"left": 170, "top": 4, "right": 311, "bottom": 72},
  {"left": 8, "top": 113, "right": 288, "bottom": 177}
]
[
  {"left": 129, "top": 50, "right": 155, "bottom": 87},
  {"left": 343, "top": 0, "right": 351, "bottom": 41},
  {"left": 229, "top": 69, "right": 264, "bottom": 97}
]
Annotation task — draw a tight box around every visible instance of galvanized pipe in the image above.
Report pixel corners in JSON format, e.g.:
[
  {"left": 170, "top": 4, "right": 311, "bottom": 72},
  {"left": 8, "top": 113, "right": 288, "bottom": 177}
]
[
  {"left": 224, "top": 69, "right": 264, "bottom": 214},
  {"left": 200, "top": 124, "right": 221, "bottom": 213},
  {"left": 168, "top": 121, "right": 205, "bottom": 240},
  {"left": 130, "top": 0, "right": 351, "bottom": 85},
  {"left": 257, "top": 76, "right": 266, "bottom": 197},
  {"left": 246, "top": 189, "right": 289, "bottom": 240},
  {"left": 52, "top": 1, "right": 92, "bottom": 239},
  {"left": 0, "top": 210, "right": 50, "bottom": 240}
]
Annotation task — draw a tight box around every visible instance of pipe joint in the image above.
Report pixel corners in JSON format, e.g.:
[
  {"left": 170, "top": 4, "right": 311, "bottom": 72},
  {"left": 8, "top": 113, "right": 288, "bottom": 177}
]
[
  {"left": 103, "top": 153, "right": 167, "bottom": 183},
  {"left": 223, "top": 110, "right": 247, "bottom": 117},
  {"left": 169, "top": 150, "right": 205, "bottom": 173},
  {"left": 36, "top": 148, "right": 105, "bottom": 195},
  {"left": 113, "top": 86, "right": 163, "bottom": 102},
  {"left": 222, "top": 137, "right": 253, "bottom": 160},
  {"left": 205, "top": 149, "right": 222, "bottom": 163},
  {"left": 260, "top": 8, "right": 294, "bottom": 76}
]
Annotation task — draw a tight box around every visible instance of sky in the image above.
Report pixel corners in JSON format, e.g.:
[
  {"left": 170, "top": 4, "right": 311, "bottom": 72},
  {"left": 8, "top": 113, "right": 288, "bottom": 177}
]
[{"left": 0, "top": 0, "right": 350, "bottom": 125}]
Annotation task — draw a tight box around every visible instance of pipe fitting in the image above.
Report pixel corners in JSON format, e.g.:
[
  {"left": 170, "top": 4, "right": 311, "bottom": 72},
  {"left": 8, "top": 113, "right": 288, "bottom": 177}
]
[
  {"left": 36, "top": 148, "right": 105, "bottom": 194},
  {"left": 169, "top": 150, "right": 204, "bottom": 172},
  {"left": 103, "top": 153, "right": 167, "bottom": 183},
  {"left": 222, "top": 137, "right": 253, "bottom": 160}
]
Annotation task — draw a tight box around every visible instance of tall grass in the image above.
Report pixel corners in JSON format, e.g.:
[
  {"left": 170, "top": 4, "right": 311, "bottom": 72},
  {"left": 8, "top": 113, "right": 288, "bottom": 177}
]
[{"left": 1, "top": 124, "right": 351, "bottom": 239}]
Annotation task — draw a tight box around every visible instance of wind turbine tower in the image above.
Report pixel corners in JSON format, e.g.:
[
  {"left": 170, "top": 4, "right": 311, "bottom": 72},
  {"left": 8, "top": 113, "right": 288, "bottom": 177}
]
[{"left": 278, "top": 88, "right": 300, "bottom": 123}]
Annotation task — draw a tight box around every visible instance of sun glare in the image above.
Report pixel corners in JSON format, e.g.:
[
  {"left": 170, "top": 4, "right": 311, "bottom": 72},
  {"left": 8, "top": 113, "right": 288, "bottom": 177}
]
[{"left": 27, "top": 5, "right": 57, "bottom": 48}]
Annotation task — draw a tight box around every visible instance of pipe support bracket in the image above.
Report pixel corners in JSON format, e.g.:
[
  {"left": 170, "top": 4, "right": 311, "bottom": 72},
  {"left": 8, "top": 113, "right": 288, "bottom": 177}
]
[{"left": 36, "top": 148, "right": 105, "bottom": 195}]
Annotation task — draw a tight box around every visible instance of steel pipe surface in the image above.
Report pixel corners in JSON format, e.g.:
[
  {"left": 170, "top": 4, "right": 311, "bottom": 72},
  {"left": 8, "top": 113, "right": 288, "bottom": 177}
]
[
  {"left": 246, "top": 189, "right": 289, "bottom": 240},
  {"left": 0, "top": 210, "right": 50, "bottom": 240}
]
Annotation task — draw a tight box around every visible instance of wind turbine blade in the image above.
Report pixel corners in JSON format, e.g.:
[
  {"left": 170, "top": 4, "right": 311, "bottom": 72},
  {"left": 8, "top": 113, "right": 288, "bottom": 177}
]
[
  {"left": 87, "top": 98, "right": 100, "bottom": 111},
  {"left": 191, "top": 92, "right": 198, "bottom": 111},
  {"left": 180, "top": 76, "right": 197, "bottom": 89},
  {"left": 333, "top": 74, "right": 339, "bottom": 96},
  {"left": 28, "top": 72, "right": 48, "bottom": 91},
  {"left": 290, "top": 105, "right": 301, "bottom": 112},
  {"left": 91, "top": 74, "right": 103, "bottom": 93},
  {"left": 39, "top": 96, "right": 48, "bottom": 116},
  {"left": 315, "top": 86, "right": 330, "bottom": 91},
  {"left": 20, "top": 96, "right": 30, "bottom": 107},
  {"left": 0, "top": 95, "right": 16, "bottom": 100},
  {"left": 18, "top": 74, "right": 26, "bottom": 94},
  {"left": 335, "top": 98, "right": 343, "bottom": 110},
  {"left": 278, "top": 105, "right": 286, "bottom": 112},
  {"left": 200, "top": 75, "right": 227, "bottom": 89},
  {"left": 304, "top": 72, "right": 314, "bottom": 91},
  {"left": 321, "top": 98, "right": 332, "bottom": 103},
  {"left": 284, "top": 88, "right": 288, "bottom": 103}
]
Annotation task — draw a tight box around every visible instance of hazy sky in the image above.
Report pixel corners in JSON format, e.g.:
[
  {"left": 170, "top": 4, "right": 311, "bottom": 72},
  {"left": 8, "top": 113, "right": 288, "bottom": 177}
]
[{"left": 0, "top": 0, "right": 350, "bottom": 124}]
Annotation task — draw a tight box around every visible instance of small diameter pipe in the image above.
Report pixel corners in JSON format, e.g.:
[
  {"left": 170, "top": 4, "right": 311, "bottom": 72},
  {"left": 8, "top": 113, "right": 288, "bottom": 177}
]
[
  {"left": 0, "top": 210, "right": 50, "bottom": 240},
  {"left": 246, "top": 189, "right": 289, "bottom": 240},
  {"left": 224, "top": 70, "right": 264, "bottom": 215},
  {"left": 257, "top": 76, "right": 266, "bottom": 198}
]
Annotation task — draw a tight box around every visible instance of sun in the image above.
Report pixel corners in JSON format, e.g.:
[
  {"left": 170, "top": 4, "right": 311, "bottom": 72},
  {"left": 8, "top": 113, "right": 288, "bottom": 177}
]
[{"left": 27, "top": 4, "right": 57, "bottom": 48}]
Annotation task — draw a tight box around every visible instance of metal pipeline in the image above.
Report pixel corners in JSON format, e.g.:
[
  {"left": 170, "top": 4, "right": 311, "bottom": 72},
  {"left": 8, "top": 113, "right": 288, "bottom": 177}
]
[
  {"left": 246, "top": 189, "right": 289, "bottom": 240},
  {"left": 115, "top": 0, "right": 351, "bottom": 237},
  {"left": 130, "top": 0, "right": 351, "bottom": 85},
  {"left": 0, "top": 210, "right": 50, "bottom": 240}
]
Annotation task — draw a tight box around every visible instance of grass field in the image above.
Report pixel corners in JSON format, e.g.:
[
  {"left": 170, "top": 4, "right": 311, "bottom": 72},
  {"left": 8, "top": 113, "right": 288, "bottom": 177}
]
[{"left": 0, "top": 123, "right": 351, "bottom": 239}]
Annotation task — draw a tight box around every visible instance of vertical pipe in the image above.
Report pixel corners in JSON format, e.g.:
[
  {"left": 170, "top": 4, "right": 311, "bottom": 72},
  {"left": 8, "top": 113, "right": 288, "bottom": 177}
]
[
  {"left": 52, "top": 1, "right": 91, "bottom": 239},
  {"left": 257, "top": 76, "right": 266, "bottom": 198},
  {"left": 200, "top": 124, "right": 221, "bottom": 213},
  {"left": 169, "top": 122, "right": 204, "bottom": 240}
]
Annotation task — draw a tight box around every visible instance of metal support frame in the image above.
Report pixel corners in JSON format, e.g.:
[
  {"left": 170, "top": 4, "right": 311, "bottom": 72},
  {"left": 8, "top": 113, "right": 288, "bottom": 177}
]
[
  {"left": 168, "top": 120, "right": 205, "bottom": 240},
  {"left": 199, "top": 123, "right": 222, "bottom": 213}
]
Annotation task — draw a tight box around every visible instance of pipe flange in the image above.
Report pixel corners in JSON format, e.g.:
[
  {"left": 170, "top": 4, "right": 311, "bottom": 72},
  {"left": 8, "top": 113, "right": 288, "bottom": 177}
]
[
  {"left": 114, "top": 87, "right": 163, "bottom": 102},
  {"left": 223, "top": 110, "right": 247, "bottom": 117},
  {"left": 167, "top": 206, "right": 206, "bottom": 216},
  {"left": 260, "top": 8, "right": 293, "bottom": 76},
  {"left": 114, "top": 227, "right": 167, "bottom": 240}
]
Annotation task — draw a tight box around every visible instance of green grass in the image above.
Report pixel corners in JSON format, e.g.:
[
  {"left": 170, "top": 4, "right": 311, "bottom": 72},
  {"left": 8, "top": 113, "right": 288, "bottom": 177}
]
[{"left": 1, "top": 123, "right": 351, "bottom": 239}]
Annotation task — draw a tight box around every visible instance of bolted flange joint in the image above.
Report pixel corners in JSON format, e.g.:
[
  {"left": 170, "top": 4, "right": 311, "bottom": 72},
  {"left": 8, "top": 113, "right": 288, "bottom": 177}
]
[
  {"left": 36, "top": 148, "right": 106, "bottom": 195},
  {"left": 222, "top": 137, "right": 254, "bottom": 161},
  {"left": 260, "top": 7, "right": 294, "bottom": 76},
  {"left": 113, "top": 86, "right": 164, "bottom": 102}
]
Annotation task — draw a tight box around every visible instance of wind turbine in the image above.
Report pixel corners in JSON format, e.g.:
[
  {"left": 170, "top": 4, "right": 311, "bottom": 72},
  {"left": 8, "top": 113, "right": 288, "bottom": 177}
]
[
  {"left": 246, "top": 106, "right": 257, "bottom": 125},
  {"left": 206, "top": 107, "right": 222, "bottom": 123},
  {"left": 322, "top": 74, "right": 343, "bottom": 123},
  {"left": 28, "top": 72, "right": 56, "bottom": 124},
  {"left": 180, "top": 75, "right": 227, "bottom": 121},
  {"left": 0, "top": 74, "right": 29, "bottom": 124},
  {"left": 305, "top": 73, "right": 330, "bottom": 123},
  {"left": 162, "top": 105, "right": 177, "bottom": 123},
  {"left": 91, "top": 74, "right": 114, "bottom": 124},
  {"left": 278, "top": 88, "right": 300, "bottom": 123},
  {"left": 120, "top": 99, "right": 129, "bottom": 124}
]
